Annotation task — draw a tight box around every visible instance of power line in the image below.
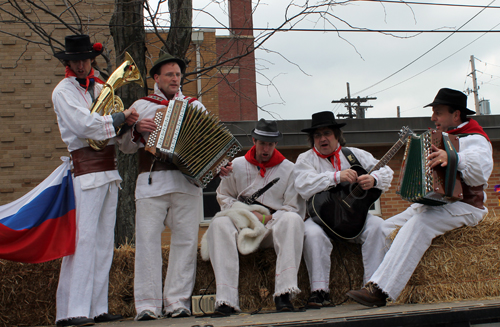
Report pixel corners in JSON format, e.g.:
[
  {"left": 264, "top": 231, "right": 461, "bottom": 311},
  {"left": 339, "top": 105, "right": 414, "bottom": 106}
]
[
  {"left": 356, "top": 0, "right": 500, "bottom": 9},
  {"left": 367, "top": 20, "right": 500, "bottom": 97},
  {"left": 1, "top": 20, "right": 500, "bottom": 33},
  {"left": 351, "top": 0, "right": 497, "bottom": 97}
]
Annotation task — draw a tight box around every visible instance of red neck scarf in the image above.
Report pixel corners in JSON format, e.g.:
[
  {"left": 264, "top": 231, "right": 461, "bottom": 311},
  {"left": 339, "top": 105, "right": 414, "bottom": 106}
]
[
  {"left": 447, "top": 119, "right": 490, "bottom": 143},
  {"left": 245, "top": 145, "right": 286, "bottom": 177},
  {"left": 65, "top": 67, "right": 105, "bottom": 91},
  {"left": 313, "top": 145, "right": 342, "bottom": 171}
]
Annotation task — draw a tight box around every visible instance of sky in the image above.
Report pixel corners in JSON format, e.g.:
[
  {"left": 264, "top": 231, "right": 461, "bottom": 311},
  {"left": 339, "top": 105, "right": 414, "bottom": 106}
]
[{"left": 188, "top": 0, "right": 500, "bottom": 121}]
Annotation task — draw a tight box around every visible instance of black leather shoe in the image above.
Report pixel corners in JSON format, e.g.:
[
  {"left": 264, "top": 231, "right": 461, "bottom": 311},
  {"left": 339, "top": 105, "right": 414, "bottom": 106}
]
[
  {"left": 56, "top": 317, "right": 95, "bottom": 326},
  {"left": 214, "top": 304, "right": 235, "bottom": 316},
  {"left": 275, "top": 293, "right": 294, "bottom": 312},
  {"left": 94, "top": 313, "right": 123, "bottom": 323},
  {"left": 307, "top": 290, "right": 332, "bottom": 308}
]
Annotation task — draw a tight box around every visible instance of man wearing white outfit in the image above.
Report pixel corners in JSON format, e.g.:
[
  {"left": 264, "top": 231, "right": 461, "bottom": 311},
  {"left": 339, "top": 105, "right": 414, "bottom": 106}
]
[
  {"left": 293, "top": 111, "right": 394, "bottom": 307},
  {"left": 347, "top": 88, "right": 493, "bottom": 307},
  {"left": 205, "top": 119, "right": 305, "bottom": 314},
  {"left": 52, "top": 34, "right": 138, "bottom": 327},
  {"left": 118, "top": 53, "right": 208, "bottom": 320}
]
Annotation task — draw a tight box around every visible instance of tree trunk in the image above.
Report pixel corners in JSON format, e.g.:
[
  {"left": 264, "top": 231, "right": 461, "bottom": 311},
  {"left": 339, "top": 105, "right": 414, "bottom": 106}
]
[
  {"left": 110, "top": 0, "right": 147, "bottom": 246},
  {"left": 164, "top": 0, "right": 192, "bottom": 61}
]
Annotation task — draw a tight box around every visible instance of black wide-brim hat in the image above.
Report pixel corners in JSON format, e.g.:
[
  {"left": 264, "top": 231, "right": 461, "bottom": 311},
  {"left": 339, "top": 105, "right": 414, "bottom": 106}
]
[
  {"left": 149, "top": 53, "right": 187, "bottom": 79},
  {"left": 424, "top": 88, "right": 476, "bottom": 115},
  {"left": 251, "top": 119, "right": 283, "bottom": 142},
  {"left": 54, "top": 35, "right": 103, "bottom": 61},
  {"left": 301, "top": 111, "right": 346, "bottom": 133}
]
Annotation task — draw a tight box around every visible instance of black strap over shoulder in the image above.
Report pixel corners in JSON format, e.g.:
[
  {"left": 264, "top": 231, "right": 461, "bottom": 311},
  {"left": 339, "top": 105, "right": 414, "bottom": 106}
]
[{"left": 341, "top": 147, "right": 361, "bottom": 167}]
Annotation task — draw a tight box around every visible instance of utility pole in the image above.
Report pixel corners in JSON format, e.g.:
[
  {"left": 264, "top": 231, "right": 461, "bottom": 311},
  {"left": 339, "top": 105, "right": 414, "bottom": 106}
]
[
  {"left": 332, "top": 82, "right": 376, "bottom": 119},
  {"left": 469, "top": 55, "right": 480, "bottom": 114}
]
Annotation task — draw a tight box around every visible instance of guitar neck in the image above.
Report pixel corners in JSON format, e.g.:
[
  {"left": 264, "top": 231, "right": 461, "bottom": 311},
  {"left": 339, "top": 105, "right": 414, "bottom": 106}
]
[{"left": 368, "top": 137, "right": 407, "bottom": 174}]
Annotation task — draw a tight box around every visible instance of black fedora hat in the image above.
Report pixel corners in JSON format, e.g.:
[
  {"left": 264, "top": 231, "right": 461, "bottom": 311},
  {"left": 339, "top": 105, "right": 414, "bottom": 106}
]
[
  {"left": 54, "top": 35, "right": 103, "bottom": 61},
  {"left": 251, "top": 119, "right": 283, "bottom": 142},
  {"left": 149, "top": 53, "right": 187, "bottom": 79},
  {"left": 424, "top": 88, "right": 476, "bottom": 115},
  {"left": 301, "top": 111, "right": 346, "bottom": 133}
]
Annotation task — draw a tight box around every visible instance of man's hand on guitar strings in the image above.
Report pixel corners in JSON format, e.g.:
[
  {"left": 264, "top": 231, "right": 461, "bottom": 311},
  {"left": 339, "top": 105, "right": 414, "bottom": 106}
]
[
  {"left": 340, "top": 169, "right": 358, "bottom": 184},
  {"left": 219, "top": 162, "right": 233, "bottom": 177},
  {"left": 427, "top": 145, "right": 448, "bottom": 169},
  {"left": 357, "top": 174, "right": 376, "bottom": 190}
]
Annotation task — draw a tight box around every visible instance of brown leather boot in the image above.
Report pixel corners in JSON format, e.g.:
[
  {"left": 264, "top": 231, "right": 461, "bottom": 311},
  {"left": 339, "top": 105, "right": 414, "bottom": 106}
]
[{"left": 346, "top": 283, "right": 388, "bottom": 307}]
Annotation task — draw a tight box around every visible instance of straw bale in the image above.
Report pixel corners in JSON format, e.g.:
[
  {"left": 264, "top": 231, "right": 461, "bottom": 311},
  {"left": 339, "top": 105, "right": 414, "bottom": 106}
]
[
  {"left": 0, "top": 259, "right": 61, "bottom": 326},
  {"left": 397, "top": 210, "right": 500, "bottom": 304},
  {"left": 2, "top": 210, "right": 499, "bottom": 325},
  {"left": 192, "top": 242, "right": 364, "bottom": 311}
]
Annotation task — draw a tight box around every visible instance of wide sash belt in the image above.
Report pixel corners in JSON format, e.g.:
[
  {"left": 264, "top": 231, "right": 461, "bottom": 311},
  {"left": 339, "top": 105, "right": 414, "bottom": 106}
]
[
  {"left": 71, "top": 145, "right": 117, "bottom": 177},
  {"left": 138, "top": 148, "right": 178, "bottom": 174}
]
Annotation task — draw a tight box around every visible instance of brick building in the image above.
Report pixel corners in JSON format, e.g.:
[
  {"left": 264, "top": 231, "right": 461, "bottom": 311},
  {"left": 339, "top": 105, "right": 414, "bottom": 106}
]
[
  {"left": 1, "top": 0, "right": 499, "bottom": 246},
  {"left": 0, "top": 0, "right": 257, "bottom": 206}
]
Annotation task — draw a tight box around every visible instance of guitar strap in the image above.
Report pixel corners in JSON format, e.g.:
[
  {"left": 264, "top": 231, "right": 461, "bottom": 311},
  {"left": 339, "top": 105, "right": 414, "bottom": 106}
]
[{"left": 341, "top": 147, "right": 361, "bottom": 168}]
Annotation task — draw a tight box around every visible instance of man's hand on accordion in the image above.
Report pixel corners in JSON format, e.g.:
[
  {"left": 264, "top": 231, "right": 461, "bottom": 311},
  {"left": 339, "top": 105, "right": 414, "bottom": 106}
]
[
  {"left": 427, "top": 145, "right": 447, "bottom": 169},
  {"left": 219, "top": 161, "right": 233, "bottom": 177},
  {"left": 136, "top": 117, "right": 157, "bottom": 133}
]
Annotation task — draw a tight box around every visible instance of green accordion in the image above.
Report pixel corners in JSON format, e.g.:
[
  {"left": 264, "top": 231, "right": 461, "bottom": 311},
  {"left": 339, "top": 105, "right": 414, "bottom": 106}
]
[{"left": 396, "top": 129, "right": 463, "bottom": 206}]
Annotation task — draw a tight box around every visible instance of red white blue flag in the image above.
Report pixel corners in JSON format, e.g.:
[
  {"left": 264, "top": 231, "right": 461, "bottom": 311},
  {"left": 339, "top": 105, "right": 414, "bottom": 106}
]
[{"left": 0, "top": 157, "right": 76, "bottom": 263}]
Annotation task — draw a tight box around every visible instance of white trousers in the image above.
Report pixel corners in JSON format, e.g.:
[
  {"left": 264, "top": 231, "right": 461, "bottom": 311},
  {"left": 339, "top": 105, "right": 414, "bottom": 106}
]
[
  {"left": 370, "top": 203, "right": 487, "bottom": 300},
  {"left": 207, "top": 213, "right": 304, "bottom": 311},
  {"left": 134, "top": 193, "right": 201, "bottom": 317},
  {"left": 56, "top": 179, "right": 118, "bottom": 322},
  {"left": 303, "top": 213, "right": 386, "bottom": 292}
]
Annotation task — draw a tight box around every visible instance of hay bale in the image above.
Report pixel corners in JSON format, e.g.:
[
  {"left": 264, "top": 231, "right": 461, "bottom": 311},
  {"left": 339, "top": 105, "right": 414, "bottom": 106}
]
[
  {"left": 0, "top": 259, "right": 60, "bottom": 326},
  {"left": 2, "top": 209, "right": 498, "bottom": 325},
  {"left": 192, "top": 242, "right": 364, "bottom": 311},
  {"left": 397, "top": 209, "right": 500, "bottom": 303}
]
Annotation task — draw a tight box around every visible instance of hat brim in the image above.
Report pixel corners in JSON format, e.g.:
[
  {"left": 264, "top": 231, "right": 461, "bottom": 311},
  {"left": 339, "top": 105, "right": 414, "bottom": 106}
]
[
  {"left": 301, "top": 122, "right": 346, "bottom": 133},
  {"left": 54, "top": 50, "right": 102, "bottom": 61},
  {"left": 424, "top": 101, "right": 476, "bottom": 115},
  {"left": 251, "top": 129, "right": 283, "bottom": 142},
  {"left": 149, "top": 58, "right": 187, "bottom": 79}
]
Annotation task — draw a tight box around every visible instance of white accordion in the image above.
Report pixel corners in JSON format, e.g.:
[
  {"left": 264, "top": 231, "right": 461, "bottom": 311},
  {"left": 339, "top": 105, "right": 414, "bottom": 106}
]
[{"left": 145, "top": 98, "right": 242, "bottom": 188}]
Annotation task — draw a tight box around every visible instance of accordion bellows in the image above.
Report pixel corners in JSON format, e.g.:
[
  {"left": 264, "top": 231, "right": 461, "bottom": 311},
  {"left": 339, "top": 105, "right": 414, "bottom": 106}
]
[
  {"left": 145, "top": 98, "right": 242, "bottom": 188},
  {"left": 397, "top": 129, "right": 462, "bottom": 206}
]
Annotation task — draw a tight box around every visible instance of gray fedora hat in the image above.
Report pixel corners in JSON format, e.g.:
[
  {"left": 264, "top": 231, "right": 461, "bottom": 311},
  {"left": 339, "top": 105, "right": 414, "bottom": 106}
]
[
  {"left": 424, "top": 88, "right": 476, "bottom": 115},
  {"left": 301, "top": 111, "right": 346, "bottom": 133},
  {"left": 251, "top": 119, "right": 283, "bottom": 142},
  {"left": 149, "top": 53, "right": 186, "bottom": 79}
]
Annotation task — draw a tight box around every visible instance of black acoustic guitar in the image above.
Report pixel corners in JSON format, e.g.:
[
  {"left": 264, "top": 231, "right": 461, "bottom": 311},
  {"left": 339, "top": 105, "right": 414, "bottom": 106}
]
[{"left": 306, "top": 126, "right": 411, "bottom": 240}]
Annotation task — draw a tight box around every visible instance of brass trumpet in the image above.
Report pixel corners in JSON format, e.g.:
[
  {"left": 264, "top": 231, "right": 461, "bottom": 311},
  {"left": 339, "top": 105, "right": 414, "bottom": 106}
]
[{"left": 87, "top": 52, "right": 144, "bottom": 151}]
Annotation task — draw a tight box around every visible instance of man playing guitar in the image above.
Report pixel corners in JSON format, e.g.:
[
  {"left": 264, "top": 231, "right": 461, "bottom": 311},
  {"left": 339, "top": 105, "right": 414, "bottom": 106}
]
[{"left": 293, "top": 111, "right": 394, "bottom": 307}]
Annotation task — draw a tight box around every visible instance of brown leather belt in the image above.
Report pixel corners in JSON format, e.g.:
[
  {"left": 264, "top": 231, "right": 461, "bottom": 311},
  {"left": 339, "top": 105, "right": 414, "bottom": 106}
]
[
  {"left": 459, "top": 182, "right": 485, "bottom": 209},
  {"left": 71, "top": 145, "right": 117, "bottom": 177},
  {"left": 138, "top": 148, "right": 178, "bottom": 174}
]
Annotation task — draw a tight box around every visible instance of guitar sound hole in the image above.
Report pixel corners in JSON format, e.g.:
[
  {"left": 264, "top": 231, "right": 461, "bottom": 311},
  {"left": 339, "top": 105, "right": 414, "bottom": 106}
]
[{"left": 349, "top": 183, "right": 367, "bottom": 200}]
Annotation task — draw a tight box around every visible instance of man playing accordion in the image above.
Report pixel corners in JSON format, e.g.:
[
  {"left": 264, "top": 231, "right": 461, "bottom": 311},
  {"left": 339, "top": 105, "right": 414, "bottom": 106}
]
[
  {"left": 118, "top": 54, "right": 209, "bottom": 320},
  {"left": 347, "top": 88, "right": 493, "bottom": 307}
]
